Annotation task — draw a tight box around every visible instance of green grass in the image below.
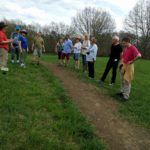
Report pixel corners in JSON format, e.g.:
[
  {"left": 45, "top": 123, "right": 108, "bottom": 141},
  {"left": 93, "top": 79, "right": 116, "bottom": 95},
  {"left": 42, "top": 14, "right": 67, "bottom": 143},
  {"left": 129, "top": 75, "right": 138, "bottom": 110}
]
[
  {"left": 42, "top": 54, "right": 150, "bottom": 129},
  {"left": 0, "top": 59, "right": 106, "bottom": 150}
]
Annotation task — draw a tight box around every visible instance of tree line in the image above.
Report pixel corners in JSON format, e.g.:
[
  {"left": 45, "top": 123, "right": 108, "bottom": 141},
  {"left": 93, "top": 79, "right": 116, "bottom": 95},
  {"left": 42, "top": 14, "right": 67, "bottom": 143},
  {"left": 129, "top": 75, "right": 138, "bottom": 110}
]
[{"left": 1, "top": 0, "right": 150, "bottom": 59}]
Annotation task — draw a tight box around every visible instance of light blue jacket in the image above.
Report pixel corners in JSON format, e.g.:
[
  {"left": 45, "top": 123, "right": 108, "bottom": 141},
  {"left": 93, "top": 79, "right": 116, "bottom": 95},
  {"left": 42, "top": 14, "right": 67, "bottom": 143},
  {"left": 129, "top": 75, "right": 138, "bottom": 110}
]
[
  {"left": 63, "top": 39, "right": 73, "bottom": 54},
  {"left": 86, "top": 44, "right": 98, "bottom": 62}
]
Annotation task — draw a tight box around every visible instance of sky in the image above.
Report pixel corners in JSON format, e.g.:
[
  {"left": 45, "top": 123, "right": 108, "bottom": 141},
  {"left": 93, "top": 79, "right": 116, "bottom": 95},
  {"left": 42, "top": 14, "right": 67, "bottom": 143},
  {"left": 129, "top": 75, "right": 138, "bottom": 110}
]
[{"left": 0, "top": 0, "right": 138, "bottom": 31}]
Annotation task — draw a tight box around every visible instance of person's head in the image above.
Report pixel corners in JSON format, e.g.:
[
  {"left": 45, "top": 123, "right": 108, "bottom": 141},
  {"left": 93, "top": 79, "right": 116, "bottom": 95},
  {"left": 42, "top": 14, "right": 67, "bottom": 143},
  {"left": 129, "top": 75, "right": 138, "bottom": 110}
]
[
  {"left": 15, "top": 25, "right": 21, "bottom": 33},
  {"left": 37, "top": 32, "right": 42, "bottom": 37},
  {"left": 84, "top": 34, "right": 89, "bottom": 40},
  {"left": 65, "top": 34, "right": 70, "bottom": 40},
  {"left": 122, "top": 37, "right": 131, "bottom": 48},
  {"left": 20, "top": 29, "right": 28, "bottom": 36},
  {"left": 91, "top": 37, "right": 97, "bottom": 44},
  {"left": 112, "top": 35, "right": 119, "bottom": 45},
  {"left": 59, "top": 38, "right": 63, "bottom": 44},
  {"left": 75, "top": 35, "right": 80, "bottom": 43},
  {"left": 0, "top": 22, "right": 8, "bottom": 32}
]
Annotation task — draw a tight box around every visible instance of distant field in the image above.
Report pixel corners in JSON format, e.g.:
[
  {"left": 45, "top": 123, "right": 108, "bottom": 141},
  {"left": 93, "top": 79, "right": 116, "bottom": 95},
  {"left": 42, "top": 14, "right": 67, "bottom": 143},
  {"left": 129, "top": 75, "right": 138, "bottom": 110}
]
[
  {"left": 0, "top": 59, "right": 106, "bottom": 150},
  {"left": 42, "top": 54, "right": 150, "bottom": 129}
]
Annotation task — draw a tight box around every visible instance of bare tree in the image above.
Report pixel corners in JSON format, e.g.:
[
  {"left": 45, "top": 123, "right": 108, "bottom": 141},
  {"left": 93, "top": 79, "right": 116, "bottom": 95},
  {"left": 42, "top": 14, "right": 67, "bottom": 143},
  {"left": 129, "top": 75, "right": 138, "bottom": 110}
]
[
  {"left": 72, "top": 7, "right": 116, "bottom": 36},
  {"left": 124, "top": 0, "right": 150, "bottom": 58}
]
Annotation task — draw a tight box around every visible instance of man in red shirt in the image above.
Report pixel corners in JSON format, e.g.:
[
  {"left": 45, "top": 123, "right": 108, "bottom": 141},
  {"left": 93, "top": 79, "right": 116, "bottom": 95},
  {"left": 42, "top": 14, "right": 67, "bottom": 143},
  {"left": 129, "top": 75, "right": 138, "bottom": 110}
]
[
  {"left": 117, "top": 37, "right": 141, "bottom": 101},
  {"left": 0, "top": 22, "right": 13, "bottom": 74}
]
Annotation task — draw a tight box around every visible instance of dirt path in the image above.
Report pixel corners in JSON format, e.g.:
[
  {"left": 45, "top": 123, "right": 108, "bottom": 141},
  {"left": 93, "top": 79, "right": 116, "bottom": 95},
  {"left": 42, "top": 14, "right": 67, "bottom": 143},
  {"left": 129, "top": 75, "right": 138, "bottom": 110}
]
[{"left": 42, "top": 62, "right": 150, "bottom": 150}]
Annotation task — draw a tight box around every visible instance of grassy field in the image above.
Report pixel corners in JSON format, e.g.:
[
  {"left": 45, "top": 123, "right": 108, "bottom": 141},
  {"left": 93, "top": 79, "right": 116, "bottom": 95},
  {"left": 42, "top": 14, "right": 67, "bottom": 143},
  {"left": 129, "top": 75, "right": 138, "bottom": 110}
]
[
  {"left": 42, "top": 54, "right": 150, "bottom": 129},
  {"left": 0, "top": 59, "right": 106, "bottom": 150}
]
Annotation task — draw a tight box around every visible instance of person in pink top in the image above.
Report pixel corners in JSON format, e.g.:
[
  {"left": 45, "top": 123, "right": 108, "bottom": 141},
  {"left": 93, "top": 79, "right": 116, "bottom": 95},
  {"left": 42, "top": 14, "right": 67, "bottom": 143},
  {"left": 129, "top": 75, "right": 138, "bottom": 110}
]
[{"left": 117, "top": 37, "right": 141, "bottom": 101}]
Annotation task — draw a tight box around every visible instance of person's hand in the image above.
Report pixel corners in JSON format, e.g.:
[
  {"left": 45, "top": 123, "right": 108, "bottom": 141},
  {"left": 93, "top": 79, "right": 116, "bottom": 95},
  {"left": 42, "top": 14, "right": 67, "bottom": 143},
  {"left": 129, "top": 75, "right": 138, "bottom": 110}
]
[
  {"left": 127, "top": 61, "right": 133, "bottom": 64},
  {"left": 9, "top": 39, "right": 14, "bottom": 43}
]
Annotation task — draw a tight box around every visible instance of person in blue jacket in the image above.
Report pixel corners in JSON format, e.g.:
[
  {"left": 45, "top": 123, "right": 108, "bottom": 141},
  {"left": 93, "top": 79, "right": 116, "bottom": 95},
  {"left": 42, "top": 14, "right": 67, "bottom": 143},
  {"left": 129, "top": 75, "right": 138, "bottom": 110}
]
[{"left": 18, "top": 29, "right": 28, "bottom": 68}]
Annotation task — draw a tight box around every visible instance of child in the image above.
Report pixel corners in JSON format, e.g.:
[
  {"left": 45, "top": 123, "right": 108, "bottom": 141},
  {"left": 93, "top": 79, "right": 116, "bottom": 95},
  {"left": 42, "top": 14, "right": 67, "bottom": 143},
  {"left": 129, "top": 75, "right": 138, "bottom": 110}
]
[
  {"left": 55, "top": 39, "right": 64, "bottom": 65},
  {"left": 18, "top": 29, "right": 28, "bottom": 68},
  {"left": 0, "top": 22, "right": 13, "bottom": 74},
  {"left": 73, "top": 36, "right": 82, "bottom": 69}
]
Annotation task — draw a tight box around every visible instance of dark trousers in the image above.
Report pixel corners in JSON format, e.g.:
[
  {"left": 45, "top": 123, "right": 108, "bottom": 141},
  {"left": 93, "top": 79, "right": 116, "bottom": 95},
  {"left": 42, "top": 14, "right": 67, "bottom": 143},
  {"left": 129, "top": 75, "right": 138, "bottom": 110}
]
[
  {"left": 88, "top": 61, "right": 95, "bottom": 78},
  {"left": 11, "top": 47, "right": 20, "bottom": 61},
  {"left": 101, "top": 59, "right": 119, "bottom": 83}
]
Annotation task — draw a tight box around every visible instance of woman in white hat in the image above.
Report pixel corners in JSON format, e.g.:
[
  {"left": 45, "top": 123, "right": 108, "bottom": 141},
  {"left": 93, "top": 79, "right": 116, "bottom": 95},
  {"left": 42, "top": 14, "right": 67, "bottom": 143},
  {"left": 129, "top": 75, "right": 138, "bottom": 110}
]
[{"left": 73, "top": 36, "right": 82, "bottom": 69}]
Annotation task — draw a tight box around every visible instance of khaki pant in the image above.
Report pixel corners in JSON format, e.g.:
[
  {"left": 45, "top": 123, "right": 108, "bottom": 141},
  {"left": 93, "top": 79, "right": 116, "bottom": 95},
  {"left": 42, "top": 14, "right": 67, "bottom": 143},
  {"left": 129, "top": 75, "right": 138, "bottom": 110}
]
[
  {"left": 20, "top": 49, "right": 27, "bottom": 64},
  {"left": 120, "top": 70, "right": 131, "bottom": 99},
  {"left": 0, "top": 48, "right": 8, "bottom": 68}
]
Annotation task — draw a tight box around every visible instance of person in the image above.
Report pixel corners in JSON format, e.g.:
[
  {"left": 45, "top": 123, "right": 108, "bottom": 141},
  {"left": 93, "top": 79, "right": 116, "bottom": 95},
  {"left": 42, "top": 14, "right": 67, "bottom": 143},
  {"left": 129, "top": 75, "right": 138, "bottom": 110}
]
[
  {"left": 32, "top": 32, "right": 45, "bottom": 65},
  {"left": 99, "top": 36, "right": 123, "bottom": 85},
  {"left": 117, "top": 37, "right": 141, "bottom": 101},
  {"left": 55, "top": 38, "right": 64, "bottom": 65},
  {"left": 73, "top": 36, "right": 82, "bottom": 69},
  {"left": 0, "top": 22, "right": 13, "bottom": 74},
  {"left": 10, "top": 25, "right": 21, "bottom": 64},
  {"left": 18, "top": 29, "right": 28, "bottom": 68},
  {"left": 61, "top": 34, "right": 73, "bottom": 66},
  {"left": 81, "top": 34, "right": 90, "bottom": 72},
  {"left": 86, "top": 37, "right": 98, "bottom": 79}
]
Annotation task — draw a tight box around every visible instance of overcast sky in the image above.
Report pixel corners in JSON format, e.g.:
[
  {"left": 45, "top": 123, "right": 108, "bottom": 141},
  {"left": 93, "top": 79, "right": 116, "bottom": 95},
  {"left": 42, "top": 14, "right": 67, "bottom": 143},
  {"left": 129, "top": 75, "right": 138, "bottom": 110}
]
[{"left": 0, "top": 0, "right": 138, "bottom": 31}]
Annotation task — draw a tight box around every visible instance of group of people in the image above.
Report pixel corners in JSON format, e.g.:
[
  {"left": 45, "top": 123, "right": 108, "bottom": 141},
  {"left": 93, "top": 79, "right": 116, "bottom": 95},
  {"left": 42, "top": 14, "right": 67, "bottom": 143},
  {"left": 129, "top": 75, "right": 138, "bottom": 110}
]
[
  {"left": 56, "top": 34, "right": 98, "bottom": 79},
  {"left": 0, "top": 21, "right": 142, "bottom": 101},
  {"left": 0, "top": 22, "right": 45, "bottom": 72},
  {"left": 55, "top": 34, "right": 141, "bottom": 101}
]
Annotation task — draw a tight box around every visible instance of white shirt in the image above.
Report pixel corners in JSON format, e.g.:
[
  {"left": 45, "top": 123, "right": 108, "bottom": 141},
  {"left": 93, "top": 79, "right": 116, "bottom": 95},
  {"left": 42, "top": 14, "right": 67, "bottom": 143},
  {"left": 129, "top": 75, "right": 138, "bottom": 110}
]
[
  {"left": 73, "top": 42, "right": 82, "bottom": 54},
  {"left": 82, "top": 40, "right": 91, "bottom": 55},
  {"left": 86, "top": 44, "right": 98, "bottom": 62}
]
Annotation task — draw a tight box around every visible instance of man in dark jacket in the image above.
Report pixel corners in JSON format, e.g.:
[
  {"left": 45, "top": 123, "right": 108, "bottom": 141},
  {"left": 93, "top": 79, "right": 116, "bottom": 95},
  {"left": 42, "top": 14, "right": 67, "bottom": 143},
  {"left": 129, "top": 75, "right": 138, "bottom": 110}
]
[{"left": 99, "top": 36, "right": 123, "bottom": 85}]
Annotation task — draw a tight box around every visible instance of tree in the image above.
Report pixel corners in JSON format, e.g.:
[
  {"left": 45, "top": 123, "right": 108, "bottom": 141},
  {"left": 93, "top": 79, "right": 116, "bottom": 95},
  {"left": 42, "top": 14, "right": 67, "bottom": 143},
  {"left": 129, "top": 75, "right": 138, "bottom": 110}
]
[
  {"left": 72, "top": 7, "right": 116, "bottom": 36},
  {"left": 72, "top": 7, "right": 116, "bottom": 56},
  {"left": 124, "top": 0, "right": 150, "bottom": 58}
]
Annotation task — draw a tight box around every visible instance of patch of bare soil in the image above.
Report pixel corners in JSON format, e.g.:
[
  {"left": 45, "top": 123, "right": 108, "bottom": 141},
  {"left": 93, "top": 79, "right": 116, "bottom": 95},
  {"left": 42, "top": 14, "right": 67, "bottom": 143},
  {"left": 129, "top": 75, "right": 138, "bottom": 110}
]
[{"left": 42, "top": 62, "right": 150, "bottom": 150}]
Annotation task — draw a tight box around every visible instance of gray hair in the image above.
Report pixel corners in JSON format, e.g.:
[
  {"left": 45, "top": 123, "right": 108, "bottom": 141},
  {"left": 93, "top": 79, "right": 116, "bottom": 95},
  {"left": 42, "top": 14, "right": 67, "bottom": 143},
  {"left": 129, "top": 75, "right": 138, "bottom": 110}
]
[{"left": 112, "top": 35, "right": 120, "bottom": 41}]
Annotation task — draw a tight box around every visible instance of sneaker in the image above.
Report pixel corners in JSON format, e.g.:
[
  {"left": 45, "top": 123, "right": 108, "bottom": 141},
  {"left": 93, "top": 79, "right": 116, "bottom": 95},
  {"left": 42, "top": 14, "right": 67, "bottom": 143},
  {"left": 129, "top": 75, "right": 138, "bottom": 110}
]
[
  {"left": 11, "top": 60, "right": 15, "bottom": 64},
  {"left": 17, "top": 60, "right": 20, "bottom": 63},
  {"left": 20, "top": 63, "right": 25, "bottom": 67},
  {"left": 1, "top": 67, "right": 9, "bottom": 72}
]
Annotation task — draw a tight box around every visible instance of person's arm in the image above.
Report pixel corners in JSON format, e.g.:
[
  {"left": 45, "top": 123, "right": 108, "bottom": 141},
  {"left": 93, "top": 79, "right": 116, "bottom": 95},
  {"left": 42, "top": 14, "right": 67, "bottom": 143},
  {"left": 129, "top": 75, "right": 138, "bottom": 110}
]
[
  {"left": 18, "top": 41, "right": 23, "bottom": 53},
  {"left": 127, "top": 53, "right": 142, "bottom": 64},
  {"left": 0, "top": 39, "right": 13, "bottom": 45}
]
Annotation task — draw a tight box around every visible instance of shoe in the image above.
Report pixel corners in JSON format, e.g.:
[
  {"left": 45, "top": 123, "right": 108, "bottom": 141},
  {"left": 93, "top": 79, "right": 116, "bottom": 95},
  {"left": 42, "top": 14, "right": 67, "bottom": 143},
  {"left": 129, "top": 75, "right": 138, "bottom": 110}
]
[
  {"left": 11, "top": 60, "right": 14, "bottom": 63},
  {"left": 116, "top": 92, "right": 123, "bottom": 97},
  {"left": 17, "top": 60, "right": 20, "bottom": 63},
  {"left": 20, "top": 63, "right": 25, "bottom": 67},
  {"left": 1, "top": 67, "right": 9, "bottom": 72}
]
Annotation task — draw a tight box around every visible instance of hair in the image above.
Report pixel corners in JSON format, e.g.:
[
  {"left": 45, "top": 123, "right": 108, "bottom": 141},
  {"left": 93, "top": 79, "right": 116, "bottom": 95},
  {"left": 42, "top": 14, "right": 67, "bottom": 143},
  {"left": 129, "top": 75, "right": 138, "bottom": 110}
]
[
  {"left": 91, "top": 37, "right": 97, "bottom": 43},
  {"left": 112, "top": 35, "right": 119, "bottom": 41},
  {"left": 122, "top": 37, "right": 131, "bottom": 43}
]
